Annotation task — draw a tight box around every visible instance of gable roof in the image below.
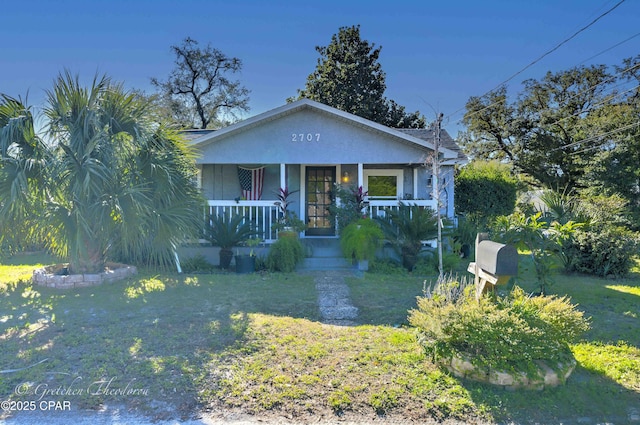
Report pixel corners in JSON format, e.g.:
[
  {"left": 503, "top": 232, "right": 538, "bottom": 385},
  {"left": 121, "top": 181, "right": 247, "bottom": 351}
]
[
  {"left": 397, "top": 128, "right": 467, "bottom": 164},
  {"left": 190, "top": 99, "right": 462, "bottom": 161}
]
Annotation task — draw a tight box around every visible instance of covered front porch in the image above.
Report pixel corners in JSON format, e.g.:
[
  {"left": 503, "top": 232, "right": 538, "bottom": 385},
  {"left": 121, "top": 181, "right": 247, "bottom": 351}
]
[{"left": 200, "top": 162, "right": 439, "bottom": 243}]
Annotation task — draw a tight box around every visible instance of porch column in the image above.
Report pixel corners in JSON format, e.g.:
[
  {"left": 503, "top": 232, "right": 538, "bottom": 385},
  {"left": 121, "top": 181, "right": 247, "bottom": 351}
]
[
  {"left": 196, "top": 165, "right": 203, "bottom": 190},
  {"left": 413, "top": 168, "right": 418, "bottom": 199},
  {"left": 357, "top": 163, "right": 363, "bottom": 189},
  {"left": 280, "top": 163, "right": 286, "bottom": 189}
]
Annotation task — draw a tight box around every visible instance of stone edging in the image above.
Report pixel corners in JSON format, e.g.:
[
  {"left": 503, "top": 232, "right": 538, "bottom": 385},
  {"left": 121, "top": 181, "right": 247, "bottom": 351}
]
[
  {"left": 32, "top": 263, "right": 137, "bottom": 289},
  {"left": 442, "top": 353, "right": 577, "bottom": 390}
]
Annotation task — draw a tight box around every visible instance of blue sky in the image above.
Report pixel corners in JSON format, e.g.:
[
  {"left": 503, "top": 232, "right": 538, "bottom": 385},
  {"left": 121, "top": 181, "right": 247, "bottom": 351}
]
[{"left": 1, "top": 0, "right": 638, "bottom": 134}]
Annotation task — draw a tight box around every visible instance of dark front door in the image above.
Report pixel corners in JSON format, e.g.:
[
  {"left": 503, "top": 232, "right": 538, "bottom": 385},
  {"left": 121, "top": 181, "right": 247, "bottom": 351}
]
[{"left": 305, "top": 166, "right": 336, "bottom": 236}]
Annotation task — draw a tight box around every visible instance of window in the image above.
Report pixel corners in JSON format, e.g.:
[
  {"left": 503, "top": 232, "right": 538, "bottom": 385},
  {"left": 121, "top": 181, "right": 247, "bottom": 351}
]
[{"left": 363, "top": 169, "right": 403, "bottom": 200}]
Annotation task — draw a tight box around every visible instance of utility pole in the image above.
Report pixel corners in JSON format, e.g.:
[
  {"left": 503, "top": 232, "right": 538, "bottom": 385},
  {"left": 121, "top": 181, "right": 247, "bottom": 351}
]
[{"left": 432, "top": 113, "right": 444, "bottom": 279}]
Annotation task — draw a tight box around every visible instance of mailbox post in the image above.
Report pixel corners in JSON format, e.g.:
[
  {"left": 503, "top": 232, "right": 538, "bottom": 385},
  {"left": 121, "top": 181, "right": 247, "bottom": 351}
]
[{"left": 467, "top": 233, "right": 518, "bottom": 300}]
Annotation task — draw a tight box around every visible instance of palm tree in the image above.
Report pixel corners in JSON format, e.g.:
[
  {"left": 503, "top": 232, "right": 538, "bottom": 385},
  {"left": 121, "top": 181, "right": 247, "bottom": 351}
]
[
  {"left": 376, "top": 203, "right": 438, "bottom": 271},
  {"left": 0, "top": 71, "right": 203, "bottom": 273}
]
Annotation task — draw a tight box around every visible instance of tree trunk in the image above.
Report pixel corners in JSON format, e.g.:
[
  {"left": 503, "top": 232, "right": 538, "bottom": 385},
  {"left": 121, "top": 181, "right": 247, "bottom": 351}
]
[{"left": 69, "top": 240, "right": 105, "bottom": 274}]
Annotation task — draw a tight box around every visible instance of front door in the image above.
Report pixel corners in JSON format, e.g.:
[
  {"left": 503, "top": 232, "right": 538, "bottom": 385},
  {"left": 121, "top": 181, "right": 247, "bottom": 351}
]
[{"left": 305, "top": 166, "right": 336, "bottom": 236}]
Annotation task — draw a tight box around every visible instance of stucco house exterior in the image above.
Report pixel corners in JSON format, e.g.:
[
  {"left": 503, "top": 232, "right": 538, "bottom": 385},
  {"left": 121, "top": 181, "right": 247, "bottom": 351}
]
[{"left": 186, "top": 98, "right": 465, "bottom": 246}]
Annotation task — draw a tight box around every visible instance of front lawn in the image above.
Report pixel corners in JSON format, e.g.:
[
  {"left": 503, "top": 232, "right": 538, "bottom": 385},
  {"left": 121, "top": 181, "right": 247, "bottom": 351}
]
[{"left": 0, "top": 253, "right": 638, "bottom": 423}]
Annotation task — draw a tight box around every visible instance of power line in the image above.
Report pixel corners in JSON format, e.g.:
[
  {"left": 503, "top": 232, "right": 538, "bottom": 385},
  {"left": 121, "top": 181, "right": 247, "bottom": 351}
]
[
  {"left": 543, "top": 82, "right": 640, "bottom": 131},
  {"left": 458, "top": 60, "right": 640, "bottom": 128},
  {"left": 567, "top": 121, "right": 640, "bottom": 151},
  {"left": 577, "top": 31, "right": 640, "bottom": 66},
  {"left": 447, "top": 0, "right": 630, "bottom": 122},
  {"left": 490, "top": 0, "right": 627, "bottom": 92},
  {"left": 567, "top": 121, "right": 640, "bottom": 155}
]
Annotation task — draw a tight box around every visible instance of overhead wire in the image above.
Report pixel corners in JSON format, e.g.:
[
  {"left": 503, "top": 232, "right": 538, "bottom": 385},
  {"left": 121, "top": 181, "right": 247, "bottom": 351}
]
[
  {"left": 455, "top": 61, "right": 640, "bottom": 131},
  {"left": 576, "top": 31, "right": 640, "bottom": 66},
  {"left": 566, "top": 121, "right": 640, "bottom": 155},
  {"left": 543, "top": 82, "right": 640, "bottom": 133},
  {"left": 485, "top": 0, "right": 627, "bottom": 99},
  {"left": 445, "top": 0, "right": 631, "bottom": 124}
]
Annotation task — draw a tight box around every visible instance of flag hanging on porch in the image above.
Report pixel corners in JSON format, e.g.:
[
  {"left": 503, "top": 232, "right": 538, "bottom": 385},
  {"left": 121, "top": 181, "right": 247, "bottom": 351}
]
[{"left": 237, "top": 166, "right": 265, "bottom": 200}]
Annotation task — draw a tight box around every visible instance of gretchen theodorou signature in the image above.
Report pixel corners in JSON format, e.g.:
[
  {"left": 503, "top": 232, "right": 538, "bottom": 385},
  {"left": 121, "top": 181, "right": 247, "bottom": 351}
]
[{"left": 15, "top": 376, "right": 150, "bottom": 400}]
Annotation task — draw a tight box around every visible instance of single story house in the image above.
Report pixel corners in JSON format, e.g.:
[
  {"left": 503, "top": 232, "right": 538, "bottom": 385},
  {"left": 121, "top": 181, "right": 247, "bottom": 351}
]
[{"left": 186, "top": 98, "right": 465, "bottom": 246}]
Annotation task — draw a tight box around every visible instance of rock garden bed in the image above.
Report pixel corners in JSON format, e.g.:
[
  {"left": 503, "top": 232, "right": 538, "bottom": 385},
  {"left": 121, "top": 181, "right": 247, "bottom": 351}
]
[
  {"left": 442, "top": 353, "right": 577, "bottom": 390},
  {"left": 32, "top": 263, "right": 137, "bottom": 289}
]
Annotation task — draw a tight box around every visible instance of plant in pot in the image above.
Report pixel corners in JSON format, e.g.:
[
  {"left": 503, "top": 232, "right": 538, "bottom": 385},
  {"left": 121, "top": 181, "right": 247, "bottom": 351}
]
[
  {"left": 340, "top": 218, "right": 383, "bottom": 271},
  {"left": 329, "top": 184, "right": 369, "bottom": 232},
  {"left": 235, "top": 237, "right": 262, "bottom": 274},
  {"left": 453, "top": 217, "right": 477, "bottom": 258},
  {"left": 273, "top": 187, "right": 306, "bottom": 237},
  {"left": 205, "top": 213, "right": 256, "bottom": 270}
]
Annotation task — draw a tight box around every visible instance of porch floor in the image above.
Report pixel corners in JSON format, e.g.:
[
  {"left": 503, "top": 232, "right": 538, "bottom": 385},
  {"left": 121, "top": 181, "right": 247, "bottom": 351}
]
[{"left": 298, "top": 238, "right": 354, "bottom": 272}]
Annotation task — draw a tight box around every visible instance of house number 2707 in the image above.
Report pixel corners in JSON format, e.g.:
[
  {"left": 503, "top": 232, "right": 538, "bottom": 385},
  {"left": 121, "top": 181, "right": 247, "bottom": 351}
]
[{"left": 291, "top": 133, "right": 320, "bottom": 142}]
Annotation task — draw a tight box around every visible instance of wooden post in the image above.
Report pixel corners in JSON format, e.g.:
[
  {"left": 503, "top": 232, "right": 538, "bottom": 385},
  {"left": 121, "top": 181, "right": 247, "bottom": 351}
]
[{"left": 474, "top": 233, "right": 489, "bottom": 300}]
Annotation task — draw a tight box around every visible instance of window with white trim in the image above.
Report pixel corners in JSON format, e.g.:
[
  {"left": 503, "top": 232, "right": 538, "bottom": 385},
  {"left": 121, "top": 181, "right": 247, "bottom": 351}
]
[{"left": 363, "top": 169, "right": 403, "bottom": 200}]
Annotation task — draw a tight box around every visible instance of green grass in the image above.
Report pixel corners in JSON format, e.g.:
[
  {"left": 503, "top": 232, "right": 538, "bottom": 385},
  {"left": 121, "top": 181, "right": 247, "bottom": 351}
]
[{"left": 0, "top": 252, "right": 638, "bottom": 423}]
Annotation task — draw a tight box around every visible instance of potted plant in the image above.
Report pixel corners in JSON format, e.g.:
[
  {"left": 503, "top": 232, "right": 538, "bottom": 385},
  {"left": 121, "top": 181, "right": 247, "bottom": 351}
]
[
  {"left": 235, "top": 238, "right": 261, "bottom": 274},
  {"left": 340, "top": 218, "right": 383, "bottom": 271},
  {"left": 273, "top": 186, "right": 306, "bottom": 237},
  {"left": 329, "top": 184, "right": 369, "bottom": 232},
  {"left": 205, "top": 213, "right": 256, "bottom": 269},
  {"left": 452, "top": 217, "right": 477, "bottom": 258}
]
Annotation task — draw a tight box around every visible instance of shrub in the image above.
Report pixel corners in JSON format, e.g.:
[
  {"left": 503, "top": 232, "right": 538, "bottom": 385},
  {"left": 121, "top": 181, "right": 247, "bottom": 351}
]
[
  {"left": 340, "top": 218, "right": 383, "bottom": 261},
  {"left": 266, "top": 236, "right": 305, "bottom": 272},
  {"left": 180, "top": 254, "right": 215, "bottom": 273},
  {"left": 409, "top": 276, "right": 590, "bottom": 378},
  {"left": 455, "top": 161, "right": 518, "bottom": 228},
  {"left": 329, "top": 184, "right": 367, "bottom": 232},
  {"left": 491, "top": 212, "right": 581, "bottom": 295},
  {"left": 413, "top": 252, "right": 461, "bottom": 276},
  {"left": 563, "top": 226, "right": 638, "bottom": 278},
  {"left": 368, "top": 258, "right": 408, "bottom": 275}
]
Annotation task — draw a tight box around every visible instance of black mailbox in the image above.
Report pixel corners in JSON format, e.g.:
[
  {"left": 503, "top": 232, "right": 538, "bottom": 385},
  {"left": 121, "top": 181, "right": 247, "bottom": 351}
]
[{"left": 476, "top": 241, "right": 518, "bottom": 276}]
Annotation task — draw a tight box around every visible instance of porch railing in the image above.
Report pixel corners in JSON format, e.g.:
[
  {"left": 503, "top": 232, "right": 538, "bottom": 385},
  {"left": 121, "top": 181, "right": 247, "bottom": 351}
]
[
  {"left": 203, "top": 198, "right": 439, "bottom": 244},
  {"left": 366, "top": 199, "right": 439, "bottom": 248},
  {"left": 366, "top": 199, "right": 438, "bottom": 219},
  {"left": 206, "top": 200, "right": 280, "bottom": 243}
]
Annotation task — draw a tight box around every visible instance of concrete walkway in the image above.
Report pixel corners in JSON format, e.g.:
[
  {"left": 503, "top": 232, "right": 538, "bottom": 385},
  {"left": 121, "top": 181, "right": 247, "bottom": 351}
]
[{"left": 313, "top": 270, "right": 358, "bottom": 326}]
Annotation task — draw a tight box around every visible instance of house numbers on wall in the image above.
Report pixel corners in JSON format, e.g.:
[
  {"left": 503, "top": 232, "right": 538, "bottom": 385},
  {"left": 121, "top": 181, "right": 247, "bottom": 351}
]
[{"left": 291, "top": 133, "right": 321, "bottom": 142}]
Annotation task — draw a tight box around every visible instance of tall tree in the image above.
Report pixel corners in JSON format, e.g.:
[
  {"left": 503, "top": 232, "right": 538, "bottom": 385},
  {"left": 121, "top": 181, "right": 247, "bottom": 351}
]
[
  {"left": 293, "top": 25, "right": 425, "bottom": 128},
  {"left": 462, "top": 58, "right": 640, "bottom": 192},
  {"left": 0, "top": 72, "right": 203, "bottom": 273},
  {"left": 585, "top": 56, "right": 640, "bottom": 221},
  {"left": 151, "top": 37, "right": 250, "bottom": 129}
]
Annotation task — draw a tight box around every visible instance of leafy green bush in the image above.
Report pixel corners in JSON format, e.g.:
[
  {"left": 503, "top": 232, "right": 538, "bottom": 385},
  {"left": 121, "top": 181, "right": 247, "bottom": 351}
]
[
  {"left": 180, "top": 254, "right": 215, "bottom": 273},
  {"left": 266, "top": 236, "right": 305, "bottom": 272},
  {"left": 329, "top": 184, "right": 367, "bottom": 232},
  {"left": 368, "top": 258, "right": 408, "bottom": 275},
  {"left": 455, "top": 161, "right": 518, "bottom": 228},
  {"left": 412, "top": 252, "right": 461, "bottom": 276},
  {"left": 409, "top": 276, "right": 589, "bottom": 377},
  {"left": 563, "top": 226, "right": 638, "bottom": 277},
  {"left": 340, "top": 218, "right": 383, "bottom": 261},
  {"left": 491, "top": 212, "right": 582, "bottom": 295}
]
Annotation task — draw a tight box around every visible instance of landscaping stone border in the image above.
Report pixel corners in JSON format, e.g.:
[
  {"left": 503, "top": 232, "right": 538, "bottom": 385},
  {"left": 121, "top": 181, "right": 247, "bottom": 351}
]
[
  {"left": 442, "top": 353, "right": 577, "bottom": 390},
  {"left": 32, "top": 263, "right": 137, "bottom": 289}
]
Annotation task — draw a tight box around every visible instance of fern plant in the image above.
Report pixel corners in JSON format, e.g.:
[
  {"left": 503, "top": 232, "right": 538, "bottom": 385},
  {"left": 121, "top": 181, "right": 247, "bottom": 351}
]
[{"left": 340, "top": 218, "right": 383, "bottom": 261}]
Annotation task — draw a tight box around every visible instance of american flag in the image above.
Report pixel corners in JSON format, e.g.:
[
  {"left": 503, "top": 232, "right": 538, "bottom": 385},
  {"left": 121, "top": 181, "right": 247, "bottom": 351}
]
[{"left": 237, "top": 166, "right": 265, "bottom": 200}]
